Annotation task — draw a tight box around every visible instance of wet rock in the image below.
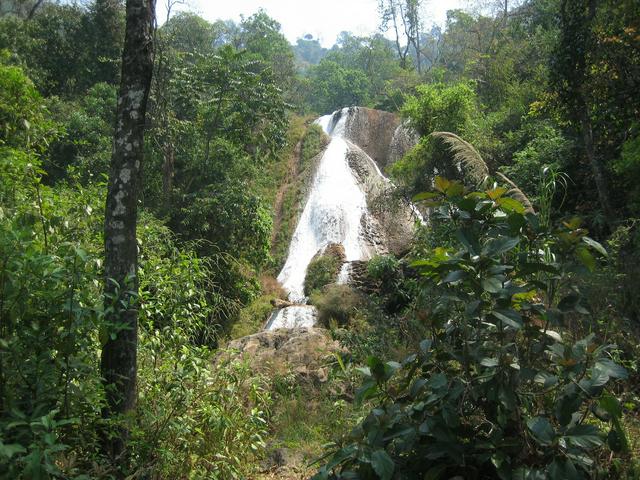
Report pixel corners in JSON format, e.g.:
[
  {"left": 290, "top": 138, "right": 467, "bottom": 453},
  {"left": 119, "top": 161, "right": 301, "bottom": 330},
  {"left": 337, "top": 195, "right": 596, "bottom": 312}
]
[{"left": 271, "top": 298, "right": 296, "bottom": 309}]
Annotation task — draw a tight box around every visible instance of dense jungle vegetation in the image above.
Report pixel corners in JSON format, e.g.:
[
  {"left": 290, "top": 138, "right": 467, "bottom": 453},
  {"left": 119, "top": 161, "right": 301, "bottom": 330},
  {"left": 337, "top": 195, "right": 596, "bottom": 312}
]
[{"left": 0, "top": 0, "right": 639, "bottom": 478}]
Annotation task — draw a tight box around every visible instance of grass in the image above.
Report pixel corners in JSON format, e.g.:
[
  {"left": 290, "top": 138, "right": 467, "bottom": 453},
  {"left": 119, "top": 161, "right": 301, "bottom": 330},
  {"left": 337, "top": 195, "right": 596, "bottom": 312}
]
[
  {"left": 229, "top": 274, "right": 286, "bottom": 339},
  {"left": 266, "top": 368, "right": 366, "bottom": 464}
]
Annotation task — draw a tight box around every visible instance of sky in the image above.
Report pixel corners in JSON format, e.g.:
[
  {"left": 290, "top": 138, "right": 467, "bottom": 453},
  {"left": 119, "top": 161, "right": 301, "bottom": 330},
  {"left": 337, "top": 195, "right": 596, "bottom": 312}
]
[{"left": 161, "top": 0, "right": 466, "bottom": 48}]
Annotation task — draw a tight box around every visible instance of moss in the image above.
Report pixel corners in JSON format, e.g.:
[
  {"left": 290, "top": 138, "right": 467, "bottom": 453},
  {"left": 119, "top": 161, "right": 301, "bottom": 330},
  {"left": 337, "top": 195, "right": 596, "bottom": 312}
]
[{"left": 304, "top": 254, "right": 341, "bottom": 296}]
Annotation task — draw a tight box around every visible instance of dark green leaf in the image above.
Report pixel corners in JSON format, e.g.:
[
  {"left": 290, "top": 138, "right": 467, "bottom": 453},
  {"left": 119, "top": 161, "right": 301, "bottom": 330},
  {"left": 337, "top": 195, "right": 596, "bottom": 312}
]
[
  {"left": 482, "top": 276, "right": 504, "bottom": 293},
  {"left": 491, "top": 309, "right": 523, "bottom": 329},
  {"left": 443, "top": 270, "right": 465, "bottom": 284},
  {"left": 483, "top": 236, "right": 519, "bottom": 256},
  {"left": 527, "top": 417, "right": 555, "bottom": 446},
  {"left": 563, "top": 424, "right": 603, "bottom": 449},
  {"left": 594, "top": 359, "right": 628, "bottom": 380},
  {"left": 371, "top": 449, "right": 394, "bottom": 480}
]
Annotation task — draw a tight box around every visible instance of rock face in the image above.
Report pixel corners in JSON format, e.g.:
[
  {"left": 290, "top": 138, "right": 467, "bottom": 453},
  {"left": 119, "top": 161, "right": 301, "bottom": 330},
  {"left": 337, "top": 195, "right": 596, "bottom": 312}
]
[
  {"left": 345, "top": 145, "right": 417, "bottom": 256},
  {"left": 341, "top": 107, "right": 400, "bottom": 170},
  {"left": 224, "top": 328, "right": 343, "bottom": 384},
  {"left": 340, "top": 106, "right": 418, "bottom": 172}
]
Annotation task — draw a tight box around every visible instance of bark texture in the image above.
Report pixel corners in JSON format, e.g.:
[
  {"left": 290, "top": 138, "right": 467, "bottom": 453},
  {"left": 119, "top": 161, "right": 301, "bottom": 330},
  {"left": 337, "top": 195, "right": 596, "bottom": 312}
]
[{"left": 100, "top": 0, "right": 154, "bottom": 462}]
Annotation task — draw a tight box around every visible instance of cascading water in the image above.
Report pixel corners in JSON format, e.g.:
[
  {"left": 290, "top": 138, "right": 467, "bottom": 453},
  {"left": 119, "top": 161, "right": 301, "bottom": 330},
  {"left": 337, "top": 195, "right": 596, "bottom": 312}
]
[
  {"left": 266, "top": 108, "right": 378, "bottom": 330},
  {"left": 265, "top": 107, "right": 423, "bottom": 330}
]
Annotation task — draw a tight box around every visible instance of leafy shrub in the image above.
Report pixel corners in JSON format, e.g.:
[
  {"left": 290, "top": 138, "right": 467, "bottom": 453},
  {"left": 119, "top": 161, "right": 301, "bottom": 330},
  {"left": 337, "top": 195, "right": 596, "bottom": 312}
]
[
  {"left": 366, "top": 255, "right": 415, "bottom": 313},
  {"left": 300, "top": 123, "right": 327, "bottom": 168},
  {"left": 134, "top": 339, "right": 272, "bottom": 479},
  {"left": 315, "top": 178, "right": 630, "bottom": 480},
  {"left": 230, "top": 295, "right": 275, "bottom": 339},
  {"left": 311, "top": 284, "right": 362, "bottom": 327},
  {"left": 305, "top": 254, "right": 342, "bottom": 296}
]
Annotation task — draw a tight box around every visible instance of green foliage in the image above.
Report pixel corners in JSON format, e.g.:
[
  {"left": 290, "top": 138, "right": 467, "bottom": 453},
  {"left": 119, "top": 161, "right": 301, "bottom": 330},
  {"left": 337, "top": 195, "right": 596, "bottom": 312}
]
[
  {"left": 0, "top": 58, "right": 60, "bottom": 152},
  {"left": 305, "top": 60, "right": 372, "bottom": 114},
  {"left": 305, "top": 254, "right": 342, "bottom": 297},
  {"left": 315, "top": 178, "right": 628, "bottom": 479},
  {"left": 300, "top": 123, "right": 327, "bottom": 167},
  {"left": 500, "top": 122, "right": 572, "bottom": 201},
  {"left": 47, "top": 82, "right": 117, "bottom": 182},
  {"left": 311, "top": 285, "right": 363, "bottom": 328},
  {"left": 366, "top": 255, "right": 415, "bottom": 313},
  {"left": 178, "top": 180, "right": 273, "bottom": 268},
  {"left": 390, "top": 82, "right": 479, "bottom": 194},
  {"left": 134, "top": 341, "right": 272, "bottom": 479},
  {"left": 230, "top": 295, "right": 275, "bottom": 339},
  {"left": 0, "top": 2, "right": 124, "bottom": 96}
]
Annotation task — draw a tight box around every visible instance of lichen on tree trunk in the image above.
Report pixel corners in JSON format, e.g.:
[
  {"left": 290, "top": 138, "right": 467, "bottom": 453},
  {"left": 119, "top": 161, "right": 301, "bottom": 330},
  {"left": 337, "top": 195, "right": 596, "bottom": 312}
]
[{"left": 100, "top": 0, "right": 154, "bottom": 463}]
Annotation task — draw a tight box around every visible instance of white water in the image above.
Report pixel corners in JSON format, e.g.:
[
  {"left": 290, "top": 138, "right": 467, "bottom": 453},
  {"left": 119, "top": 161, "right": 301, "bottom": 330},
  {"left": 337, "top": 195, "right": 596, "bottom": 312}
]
[
  {"left": 266, "top": 108, "right": 425, "bottom": 330},
  {"left": 276, "top": 109, "right": 372, "bottom": 304},
  {"left": 264, "top": 305, "right": 317, "bottom": 330},
  {"left": 267, "top": 108, "right": 375, "bottom": 330}
]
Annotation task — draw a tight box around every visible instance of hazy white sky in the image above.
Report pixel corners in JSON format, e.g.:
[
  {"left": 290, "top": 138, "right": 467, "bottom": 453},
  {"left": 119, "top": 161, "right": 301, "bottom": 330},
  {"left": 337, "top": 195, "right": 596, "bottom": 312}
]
[{"left": 161, "top": 0, "right": 466, "bottom": 47}]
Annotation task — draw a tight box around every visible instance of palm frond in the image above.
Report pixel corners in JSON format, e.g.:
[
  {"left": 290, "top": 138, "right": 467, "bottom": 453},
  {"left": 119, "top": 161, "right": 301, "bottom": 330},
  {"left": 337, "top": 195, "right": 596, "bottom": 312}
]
[
  {"left": 497, "top": 172, "right": 535, "bottom": 214},
  {"left": 431, "top": 131, "right": 489, "bottom": 184}
]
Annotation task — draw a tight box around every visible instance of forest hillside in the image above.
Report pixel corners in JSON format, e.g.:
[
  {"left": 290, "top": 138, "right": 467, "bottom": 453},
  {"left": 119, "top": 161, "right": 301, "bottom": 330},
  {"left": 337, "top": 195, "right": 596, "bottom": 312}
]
[{"left": 0, "top": 0, "right": 639, "bottom": 479}]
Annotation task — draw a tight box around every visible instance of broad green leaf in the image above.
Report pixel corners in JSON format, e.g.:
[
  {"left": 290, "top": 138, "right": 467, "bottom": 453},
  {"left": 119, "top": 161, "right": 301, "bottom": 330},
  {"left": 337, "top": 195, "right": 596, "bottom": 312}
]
[
  {"left": 594, "top": 358, "right": 628, "bottom": 380},
  {"left": 483, "top": 236, "right": 519, "bottom": 256},
  {"left": 496, "top": 197, "right": 525, "bottom": 214},
  {"left": 563, "top": 424, "right": 603, "bottom": 449},
  {"left": 0, "top": 441, "right": 26, "bottom": 459},
  {"left": 482, "top": 276, "right": 504, "bottom": 293},
  {"left": 534, "top": 371, "right": 558, "bottom": 388},
  {"left": 487, "top": 186, "right": 508, "bottom": 200},
  {"left": 413, "top": 192, "right": 440, "bottom": 201},
  {"left": 548, "top": 458, "right": 579, "bottom": 480},
  {"left": 442, "top": 270, "right": 465, "bottom": 284},
  {"left": 434, "top": 176, "right": 450, "bottom": 193},
  {"left": 491, "top": 309, "right": 523, "bottom": 329},
  {"left": 355, "top": 379, "right": 377, "bottom": 405},
  {"left": 576, "top": 246, "right": 596, "bottom": 271},
  {"left": 445, "top": 181, "right": 464, "bottom": 197},
  {"left": 527, "top": 416, "right": 555, "bottom": 446},
  {"left": 371, "top": 449, "right": 394, "bottom": 480},
  {"left": 599, "top": 394, "right": 623, "bottom": 418},
  {"left": 456, "top": 228, "right": 479, "bottom": 255}
]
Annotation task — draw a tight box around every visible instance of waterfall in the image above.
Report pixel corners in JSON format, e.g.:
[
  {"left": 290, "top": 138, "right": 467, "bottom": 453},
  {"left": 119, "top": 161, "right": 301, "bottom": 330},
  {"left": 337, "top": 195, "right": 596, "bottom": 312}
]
[
  {"left": 265, "top": 107, "right": 421, "bottom": 331},
  {"left": 267, "top": 108, "right": 376, "bottom": 330}
]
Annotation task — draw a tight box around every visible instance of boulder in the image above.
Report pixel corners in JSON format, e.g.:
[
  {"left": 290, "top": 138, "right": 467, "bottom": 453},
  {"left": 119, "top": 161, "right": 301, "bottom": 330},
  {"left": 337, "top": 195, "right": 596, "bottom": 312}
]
[
  {"left": 270, "top": 298, "right": 296, "bottom": 309},
  {"left": 223, "top": 328, "right": 343, "bottom": 385}
]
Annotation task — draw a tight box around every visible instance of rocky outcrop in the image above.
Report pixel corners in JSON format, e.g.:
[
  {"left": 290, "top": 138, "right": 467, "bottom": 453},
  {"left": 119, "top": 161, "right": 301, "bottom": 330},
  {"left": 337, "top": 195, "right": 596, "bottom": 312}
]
[
  {"left": 345, "top": 144, "right": 417, "bottom": 256},
  {"left": 224, "top": 328, "right": 343, "bottom": 384},
  {"left": 270, "top": 298, "right": 296, "bottom": 309},
  {"left": 341, "top": 106, "right": 418, "bottom": 172}
]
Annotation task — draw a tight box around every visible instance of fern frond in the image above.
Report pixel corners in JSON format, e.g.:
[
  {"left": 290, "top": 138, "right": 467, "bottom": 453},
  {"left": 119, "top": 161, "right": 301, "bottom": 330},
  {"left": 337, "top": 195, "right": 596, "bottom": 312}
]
[
  {"left": 497, "top": 172, "right": 535, "bottom": 214},
  {"left": 431, "top": 131, "right": 489, "bottom": 184}
]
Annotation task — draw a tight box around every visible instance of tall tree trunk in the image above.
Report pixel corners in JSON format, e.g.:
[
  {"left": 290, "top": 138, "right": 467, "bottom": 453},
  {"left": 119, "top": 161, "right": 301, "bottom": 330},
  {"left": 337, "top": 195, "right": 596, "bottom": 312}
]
[
  {"left": 101, "top": 0, "right": 154, "bottom": 464},
  {"left": 578, "top": 100, "right": 615, "bottom": 227},
  {"left": 162, "top": 141, "right": 174, "bottom": 209}
]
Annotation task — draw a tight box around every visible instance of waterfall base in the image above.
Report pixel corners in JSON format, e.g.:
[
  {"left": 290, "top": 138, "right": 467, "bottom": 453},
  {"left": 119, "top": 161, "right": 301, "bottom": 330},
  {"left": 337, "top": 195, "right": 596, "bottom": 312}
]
[{"left": 265, "top": 305, "right": 318, "bottom": 330}]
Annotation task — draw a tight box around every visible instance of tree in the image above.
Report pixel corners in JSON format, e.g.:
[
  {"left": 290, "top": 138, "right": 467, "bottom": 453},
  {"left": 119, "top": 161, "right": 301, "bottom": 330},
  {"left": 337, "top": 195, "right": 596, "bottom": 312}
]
[
  {"left": 89, "top": 0, "right": 125, "bottom": 86},
  {"left": 100, "top": 0, "right": 154, "bottom": 462},
  {"left": 552, "top": 0, "right": 616, "bottom": 227},
  {"left": 378, "top": 0, "right": 423, "bottom": 72}
]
